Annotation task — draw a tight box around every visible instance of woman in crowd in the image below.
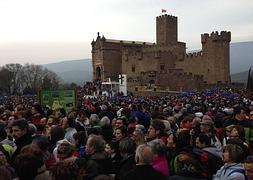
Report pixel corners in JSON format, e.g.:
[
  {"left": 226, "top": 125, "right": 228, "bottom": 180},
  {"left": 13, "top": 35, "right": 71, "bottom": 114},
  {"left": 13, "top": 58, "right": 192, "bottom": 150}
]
[
  {"left": 213, "top": 144, "right": 246, "bottom": 180},
  {"left": 131, "top": 128, "right": 146, "bottom": 146}
]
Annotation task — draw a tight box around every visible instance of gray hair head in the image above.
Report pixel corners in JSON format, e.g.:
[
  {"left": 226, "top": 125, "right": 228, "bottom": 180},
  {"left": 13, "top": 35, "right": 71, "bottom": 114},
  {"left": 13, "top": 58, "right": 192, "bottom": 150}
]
[
  {"left": 90, "top": 114, "right": 100, "bottom": 125},
  {"left": 28, "top": 123, "right": 37, "bottom": 135},
  {"left": 87, "top": 135, "right": 106, "bottom": 152},
  {"left": 148, "top": 139, "right": 167, "bottom": 155},
  {"left": 135, "top": 144, "right": 153, "bottom": 165},
  {"left": 100, "top": 116, "right": 110, "bottom": 127},
  {"left": 135, "top": 124, "right": 146, "bottom": 133},
  {"left": 119, "top": 137, "right": 136, "bottom": 155}
]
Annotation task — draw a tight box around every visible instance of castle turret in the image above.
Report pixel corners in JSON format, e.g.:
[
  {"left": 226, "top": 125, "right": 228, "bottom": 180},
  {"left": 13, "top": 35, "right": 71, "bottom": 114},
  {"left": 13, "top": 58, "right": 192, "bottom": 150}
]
[
  {"left": 156, "top": 14, "right": 178, "bottom": 46},
  {"left": 201, "top": 31, "right": 231, "bottom": 84}
]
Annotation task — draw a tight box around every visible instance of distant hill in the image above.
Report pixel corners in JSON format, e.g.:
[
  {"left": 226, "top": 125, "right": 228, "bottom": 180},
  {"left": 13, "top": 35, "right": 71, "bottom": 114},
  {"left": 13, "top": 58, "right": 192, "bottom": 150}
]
[
  {"left": 230, "top": 41, "right": 253, "bottom": 83},
  {"left": 42, "top": 59, "right": 92, "bottom": 85},
  {"left": 230, "top": 41, "right": 253, "bottom": 74},
  {"left": 230, "top": 70, "right": 249, "bottom": 83},
  {"left": 41, "top": 41, "right": 253, "bottom": 85}
]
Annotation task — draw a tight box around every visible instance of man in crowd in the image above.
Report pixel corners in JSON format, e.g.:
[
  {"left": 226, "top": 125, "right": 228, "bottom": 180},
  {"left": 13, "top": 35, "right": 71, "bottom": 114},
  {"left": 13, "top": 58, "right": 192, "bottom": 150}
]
[
  {"left": 121, "top": 144, "right": 166, "bottom": 180},
  {"left": 11, "top": 119, "right": 32, "bottom": 161}
]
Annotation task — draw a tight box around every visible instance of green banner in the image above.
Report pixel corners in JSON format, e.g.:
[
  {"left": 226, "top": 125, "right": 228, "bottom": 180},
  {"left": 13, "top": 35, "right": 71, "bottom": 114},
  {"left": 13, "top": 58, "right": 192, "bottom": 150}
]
[{"left": 39, "top": 89, "right": 76, "bottom": 113}]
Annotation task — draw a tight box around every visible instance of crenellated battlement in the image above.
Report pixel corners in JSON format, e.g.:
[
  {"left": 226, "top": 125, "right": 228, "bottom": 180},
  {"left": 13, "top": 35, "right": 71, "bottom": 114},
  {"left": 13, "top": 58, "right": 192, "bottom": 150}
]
[
  {"left": 185, "top": 51, "right": 203, "bottom": 59},
  {"left": 201, "top": 31, "right": 231, "bottom": 43},
  {"left": 156, "top": 14, "right": 177, "bottom": 22}
]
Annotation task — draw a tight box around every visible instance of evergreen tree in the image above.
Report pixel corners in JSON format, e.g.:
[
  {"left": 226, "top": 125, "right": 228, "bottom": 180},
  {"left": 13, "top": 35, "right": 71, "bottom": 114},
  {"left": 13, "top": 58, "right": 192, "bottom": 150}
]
[{"left": 247, "top": 67, "right": 253, "bottom": 91}]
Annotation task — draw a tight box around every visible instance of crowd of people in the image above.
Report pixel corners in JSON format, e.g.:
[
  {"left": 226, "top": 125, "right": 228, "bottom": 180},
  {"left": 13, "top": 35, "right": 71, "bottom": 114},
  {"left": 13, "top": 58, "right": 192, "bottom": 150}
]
[{"left": 0, "top": 85, "right": 253, "bottom": 180}]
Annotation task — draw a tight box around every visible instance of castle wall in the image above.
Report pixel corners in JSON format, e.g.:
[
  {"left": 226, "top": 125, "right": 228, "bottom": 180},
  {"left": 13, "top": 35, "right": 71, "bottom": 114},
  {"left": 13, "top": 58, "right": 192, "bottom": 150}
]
[
  {"left": 175, "top": 31, "right": 231, "bottom": 84},
  {"left": 156, "top": 15, "right": 178, "bottom": 46},
  {"left": 201, "top": 31, "right": 231, "bottom": 84},
  {"left": 102, "top": 41, "right": 122, "bottom": 81},
  {"left": 92, "top": 15, "right": 231, "bottom": 92}
]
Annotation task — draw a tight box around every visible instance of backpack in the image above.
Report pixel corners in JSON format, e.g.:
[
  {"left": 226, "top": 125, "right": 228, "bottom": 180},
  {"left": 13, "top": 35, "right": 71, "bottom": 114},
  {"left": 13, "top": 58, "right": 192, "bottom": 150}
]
[{"left": 192, "top": 148, "right": 223, "bottom": 178}]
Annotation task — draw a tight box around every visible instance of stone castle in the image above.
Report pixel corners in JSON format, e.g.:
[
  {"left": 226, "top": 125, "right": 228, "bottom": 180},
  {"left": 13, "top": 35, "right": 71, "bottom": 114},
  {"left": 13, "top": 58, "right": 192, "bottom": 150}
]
[{"left": 91, "top": 14, "right": 231, "bottom": 92}]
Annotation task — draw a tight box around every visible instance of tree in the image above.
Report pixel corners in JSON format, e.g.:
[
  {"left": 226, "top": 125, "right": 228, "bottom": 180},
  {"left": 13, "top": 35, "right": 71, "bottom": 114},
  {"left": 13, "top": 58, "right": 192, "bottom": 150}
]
[
  {"left": 247, "top": 66, "right": 253, "bottom": 91},
  {"left": 4, "top": 63, "right": 23, "bottom": 95},
  {"left": 20, "top": 64, "right": 62, "bottom": 94},
  {"left": 0, "top": 67, "right": 14, "bottom": 95},
  {"left": 0, "top": 63, "right": 62, "bottom": 95}
]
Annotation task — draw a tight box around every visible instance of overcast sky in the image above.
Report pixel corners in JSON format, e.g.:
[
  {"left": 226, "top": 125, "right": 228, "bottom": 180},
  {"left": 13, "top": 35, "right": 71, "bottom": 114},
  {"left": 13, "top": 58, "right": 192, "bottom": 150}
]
[{"left": 0, "top": 0, "right": 252, "bottom": 66}]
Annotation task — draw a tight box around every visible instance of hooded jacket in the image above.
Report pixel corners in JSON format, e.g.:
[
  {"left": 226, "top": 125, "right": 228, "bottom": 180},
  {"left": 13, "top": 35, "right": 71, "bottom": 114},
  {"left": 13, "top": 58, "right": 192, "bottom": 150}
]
[{"left": 213, "top": 163, "right": 246, "bottom": 180}]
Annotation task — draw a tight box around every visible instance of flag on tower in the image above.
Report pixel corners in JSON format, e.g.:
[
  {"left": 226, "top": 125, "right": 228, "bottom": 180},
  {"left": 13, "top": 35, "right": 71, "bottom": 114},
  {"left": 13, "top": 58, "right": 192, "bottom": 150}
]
[{"left": 161, "top": 9, "right": 167, "bottom": 13}]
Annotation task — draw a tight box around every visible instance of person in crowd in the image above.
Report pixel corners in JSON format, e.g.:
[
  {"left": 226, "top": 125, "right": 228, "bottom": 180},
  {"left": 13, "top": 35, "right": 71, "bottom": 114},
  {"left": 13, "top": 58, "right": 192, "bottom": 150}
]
[
  {"left": 100, "top": 116, "right": 114, "bottom": 142},
  {"left": 115, "top": 117, "right": 125, "bottom": 129},
  {"left": 32, "top": 135, "right": 51, "bottom": 165},
  {"left": 98, "top": 104, "right": 114, "bottom": 121},
  {"left": 47, "top": 115, "right": 59, "bottom": 127},
  {"left": 48, "top": 126, "right": 65, "bottom": 153},
  {"left": 199, "top": 118, "right": 223, "bottom": 153},
  {"left": 224, "top": 125, "right": 246, "bottom": 146},
  {"left": 105, "top": 140, "right": 119, "bottom": 172},
  {"left": 30, "top": 104, "right": 44, "bottom": 125},
  {"left": 62, "top": 116, "right": 77, "bottom": 143},
  {"left": 249, "top": 111, "right": 253, "bottom": 121},
  {"left": 50, "top": 155, "right": 85, "bottom": 180},
  {"left": 223, "top": 125, "right": 235, "bottom": 146},
  {"left": 115, "top": 137, "right": 136, "bottom": 180},
  {"left": 50, "top": 142, "right": 85, "bottom": 180},
  {"left": 0, "top": 150, "right": 13, "bottom": 179},
  {"left": 135, "top": 124, "right": 146, "bottom": 133},
  {"left": 224, "top": 106, "right": 253, "bottom": 148},
  {"left": 179, "top": 116, "right": 192, "bottom": 131},
  {"left": 89, "top": 114, "right": 101, "bottom": 128},
  {"left": 168, "top": 153, "right": 207, "bottom": 180},
  {"left": 29, "top": 123, "right": 38, "bottom": 136},
  {"left": 0, "top": 126, "right": 15, "bottom": 161},
  {"left": 11, "top": 119, "right": 33, "bottom": 162},
  {"left": 244, "top": 155, "right": 253, "bottom": 180},
  {"left": 85, "top": 135, "right": 113, "bottom": 180},
  {"left": 73, "top": 131, "right": 87, "bottom": 158},
  {"left": 194, "top": 133, "right": 223, "bottom": 178},
  {"left": 75, "top": 109, "right": 87, "bottom": 132},
  {"left": 166, "top": 132, "right": 183, "bottom": 176},
  {"left": 56, "top": 141, "right": 76, "bottom": 161},
  {"left": 40, "top": 117, "right": 47, "bottom": 127},
  {"left": 147, "top": 119, "right": 167, "bottom": 143},
  {"left": 121, "top": 144, "right": 166, "bottom": 180},
  {"left": 213, "top": 144, "right": 246, "bottom": 180},
  {"left": 114, "top": 126, "right": 127, "bottom": 142},
  {"left": 131, "top": 128, "right": 146, "bottom": 146},
  {"left": 14, "top": 144, "right": 50, "bottom": 180},
  {"left": 148, "top": 139, "right": 170, "bottom": 177}
]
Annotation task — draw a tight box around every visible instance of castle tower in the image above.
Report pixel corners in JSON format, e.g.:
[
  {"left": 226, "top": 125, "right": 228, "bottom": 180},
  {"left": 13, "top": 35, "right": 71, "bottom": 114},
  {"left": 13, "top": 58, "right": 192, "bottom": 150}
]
[
  {"left": 91, "top": 33, "right": 123, "bottom": 82},
  {"left": 201, "top": 31, "right": 231, "bottom": 84},
  {"left": 156, "top": 14, "right": 178, "bottom": 46}
]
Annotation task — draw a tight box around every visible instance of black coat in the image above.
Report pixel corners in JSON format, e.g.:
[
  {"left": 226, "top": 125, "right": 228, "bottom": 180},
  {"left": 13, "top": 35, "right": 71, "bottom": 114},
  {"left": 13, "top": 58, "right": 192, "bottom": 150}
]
[
  {"left": 101, "top": 126, "right": 114, "bottom": 142},
  {"left": 115, "top": 154, "right": 135, "bottom": 180},
  {"left": 12, "top": 133, "right": 33, "bottom": 161},
  {"left": 120, "top": 165, "right": 166, "bottom": 180},
  {"left": 85, "top": 152, "right": 113, "bottom": 180}
]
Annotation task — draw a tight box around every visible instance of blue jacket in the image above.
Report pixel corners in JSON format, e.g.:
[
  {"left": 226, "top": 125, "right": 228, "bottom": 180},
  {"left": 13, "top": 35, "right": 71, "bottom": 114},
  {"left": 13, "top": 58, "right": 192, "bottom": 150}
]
[{"left": 213, "top": 163, "right": 246, "bottom": 180}]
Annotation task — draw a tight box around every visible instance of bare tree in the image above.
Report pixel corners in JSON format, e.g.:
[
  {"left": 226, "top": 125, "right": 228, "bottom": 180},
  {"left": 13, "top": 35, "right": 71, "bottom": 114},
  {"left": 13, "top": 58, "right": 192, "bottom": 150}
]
[
  {"left": 4, "top": 63, "right": 23, "bottom": 95},
  {"left": 0, "top": 63, "right": 62, "bottom": 95},
  {"left": 0, "top": 67, "right": 14, "bottom": 95}
]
